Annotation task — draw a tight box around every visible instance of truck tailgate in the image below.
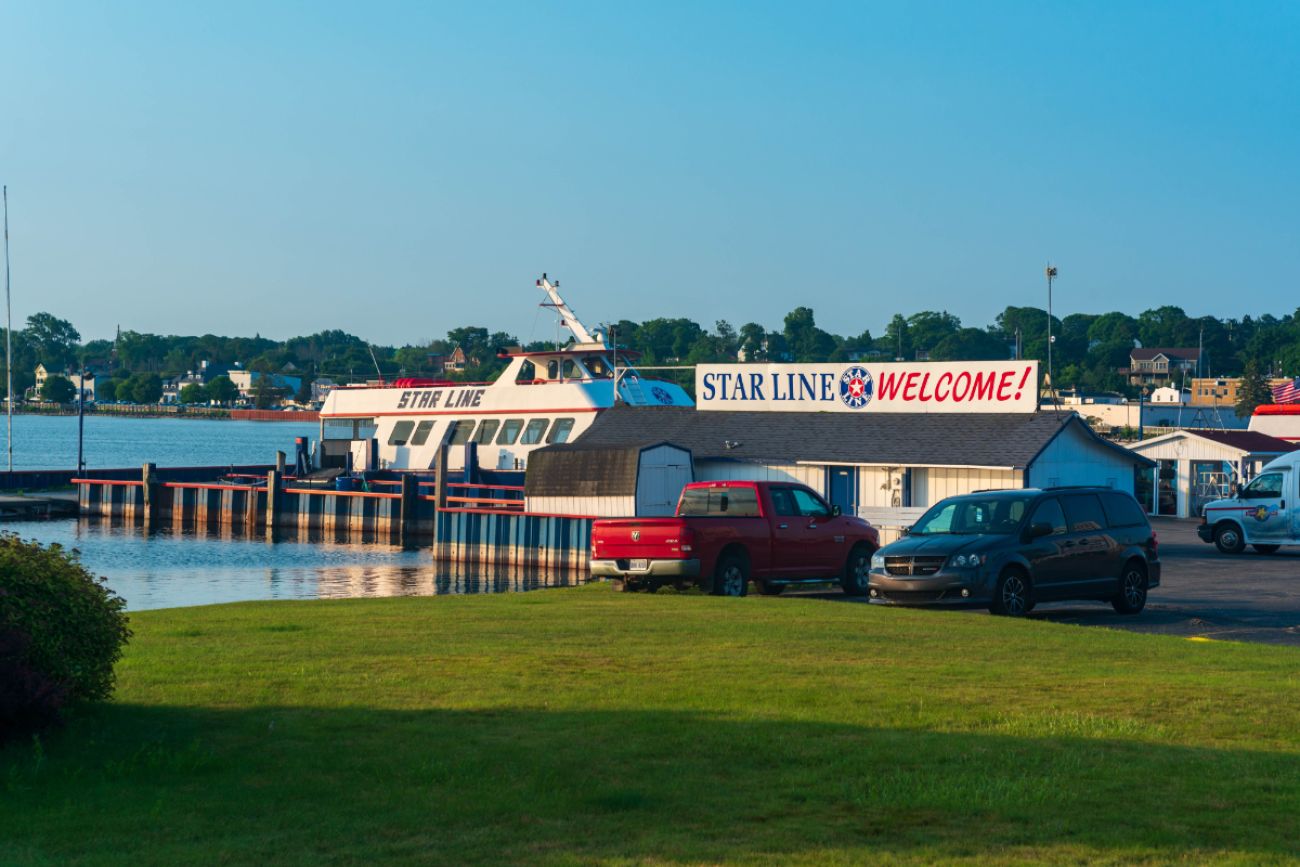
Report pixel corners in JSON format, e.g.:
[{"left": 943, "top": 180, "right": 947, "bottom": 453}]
[{"left": 592, "top": 518, "right": 691, "bottom": 560}]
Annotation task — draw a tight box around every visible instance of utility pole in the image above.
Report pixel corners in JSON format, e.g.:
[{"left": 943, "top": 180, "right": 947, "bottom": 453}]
[
  {"left": 1045, "top": 265, "right": 1058, "bottom": 406},
  {"left": 3, "top": 186, "right": 12, "bottom": 471}
]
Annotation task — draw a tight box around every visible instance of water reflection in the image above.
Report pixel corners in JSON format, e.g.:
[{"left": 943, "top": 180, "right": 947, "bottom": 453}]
[{"left": 9, "top": 519, "right": 587, "bottom": 611}]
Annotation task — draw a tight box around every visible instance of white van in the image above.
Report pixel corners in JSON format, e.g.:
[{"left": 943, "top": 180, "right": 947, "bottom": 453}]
[{"left": 1198, "top": 449, "right": 1300, "bottom": 554}]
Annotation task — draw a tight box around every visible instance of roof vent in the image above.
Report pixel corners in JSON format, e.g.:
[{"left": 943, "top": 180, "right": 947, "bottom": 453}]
[{"left": 723, "top": 440, "right": 742, "bottom": 450}]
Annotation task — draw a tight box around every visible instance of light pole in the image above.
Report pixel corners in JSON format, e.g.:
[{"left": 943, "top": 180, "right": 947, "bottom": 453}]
[{"left": 1045, "top": 265, "right": 1058, "bottom": 405}]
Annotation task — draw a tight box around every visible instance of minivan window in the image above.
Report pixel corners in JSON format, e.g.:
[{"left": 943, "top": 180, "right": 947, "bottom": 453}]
[
  {"left": 912, "top": 495, "right": 1033, "bottom": 535},
  {"left": 520, "top": 418, "right": 549, "bottom": 445},
  {"left": 678, "top": 487, "right": 761, "bottom": 517},
  {"left": 388, "top": 420, "right": 416, "bottom": 446},
  {"left": 1029, "top": 498, "right": 1068, "bottom": 535},
  {"left": 410, "top": 420, "right": 436, "bottom": 446},
  {"left": 496, "top": 418, "right": 524, "bottom": 445},
  {"left": 546, "top": 418, "right": 575, "bottom": 444},
  {"left": 1101, "top": 492, "right": 1148, "bottom": 527},
  {"left": 1063, "top": 494, "right": 1108, "bottom": 532}
]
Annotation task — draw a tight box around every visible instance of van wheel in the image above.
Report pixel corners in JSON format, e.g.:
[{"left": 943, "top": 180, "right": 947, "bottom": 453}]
[
  {"left": 1111, "top": 561, "right": 1148, "bottom": 614},
  {"left": 990, "top": 569, "right": 1031, "bottom": 617},
  {"left": 1214, "top": 524, "right": 1246, "bottom": 554},
  {"left": 712, "top": 554, "right": 749, "bottom": 597},
  {"left": 757, "top": 581, "right": 785, "bottom": 596},
  {"left": 841, "top": 544, "right": 872, "bottom": 596},
  {"left": 1253, "top": 544, "right": 1281, "bottom": 555}
]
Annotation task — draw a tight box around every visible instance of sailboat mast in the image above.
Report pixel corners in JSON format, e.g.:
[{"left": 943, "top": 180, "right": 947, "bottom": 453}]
[{"left": 3, "top": 186, "right": 12, "bottom": 472}]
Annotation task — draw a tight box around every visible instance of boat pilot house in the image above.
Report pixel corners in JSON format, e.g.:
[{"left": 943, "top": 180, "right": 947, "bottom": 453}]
[{"left": 526, "top": 361, "right": 1154, "bottom": 527}]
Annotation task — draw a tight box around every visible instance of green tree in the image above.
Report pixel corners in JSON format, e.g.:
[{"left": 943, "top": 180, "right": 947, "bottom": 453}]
[
  {"left": 178, "top": 382, "right": 208, "bottom": 404},
  {"left": 905, "top": 311, "right": 961, "bottom": 356},
  {"left": 1235, "top": 359, "right": 1272, "bottom": 418},
  {"left": 930, "top": 328, "right": 1010, "bottom": 361},
  {"left": 252, "top": 374, "right": 283, "bottom": 409},
  {"left": 206, "top": 376, "right": 239, "bottom": 404},
  {"left": 40, "top": 374, "right": 76, "bottom": 403},
  {"left": 782, "top": 307, "right": 837, "bottom": 362},
  {"left": 24, "top": 313, "right": 81, "bottom": 370},
  {"left": 128, "top": 372, "right": 163, "bottom": 404},
  {"left": 295, "top": 378, "right": 314, "bottom": 404},
  {"left": 95, "top": 379, "right": 118, "bottom": 402}
]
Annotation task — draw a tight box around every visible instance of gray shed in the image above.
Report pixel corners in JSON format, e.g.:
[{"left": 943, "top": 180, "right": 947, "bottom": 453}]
[{"left": 525, "top": 441, "right": 693, "bottom": 517}]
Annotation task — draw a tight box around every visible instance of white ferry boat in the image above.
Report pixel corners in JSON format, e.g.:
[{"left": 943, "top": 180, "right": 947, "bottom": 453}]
[{"left": 317, "top": 275, "right": 693, "bottom": 471}]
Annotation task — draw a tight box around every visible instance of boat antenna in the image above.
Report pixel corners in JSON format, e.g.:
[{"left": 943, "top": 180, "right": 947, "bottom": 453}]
[
  {"left": 367, "top": 344, "right": 385, "bottom": 383},
  {"left": 4, "top": 186, "right": 12, "bottom": 471},
  {"left": 537, "top": 273, "right": 598, "bottom": 345}
]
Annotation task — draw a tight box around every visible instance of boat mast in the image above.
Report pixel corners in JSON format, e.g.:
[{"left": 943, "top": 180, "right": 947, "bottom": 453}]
[
  {"left": 3, "top": 186, "right": 11, "bottom": 472},
  {"left": 537, "top": 274, "right": 600, "bottom": 345}
]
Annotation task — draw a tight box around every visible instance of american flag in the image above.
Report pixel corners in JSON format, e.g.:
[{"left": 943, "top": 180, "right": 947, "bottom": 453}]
[{"left": 1272, "top": 377, "right": 1300, "bottom": 404}]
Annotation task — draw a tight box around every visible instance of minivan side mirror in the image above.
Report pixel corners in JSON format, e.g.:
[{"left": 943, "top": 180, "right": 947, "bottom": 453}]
[
  {"left": 831, "top": 505, "right": 842, "bottom": 517},
  {"left": 900, "top": 525, "right": 911, "bottom": 537},
  {"left": 1025, "top": 522, "right": 1054, "bottom": 540}
]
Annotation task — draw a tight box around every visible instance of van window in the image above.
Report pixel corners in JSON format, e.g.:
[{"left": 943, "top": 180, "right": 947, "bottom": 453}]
[
  {"left": 447, "top": 421, "right": 476, "bottom": 445},
  {"left": 496, "top": 419, "right": 524, "bottom": 445},
  {"left": 1063, "top": 494, "right": 1108, "bottom": 532},
  {"left": 1242, "top": 472, "right": 1285, "bottom": 499},
  {"left": 1029, "top": 498, "right": 1068, "bottom": 535},
  {"left": 472, "top": 419, "right": 500, "bottom": 444},
  {"left": 1101, "top": 492, "right": 1148, "bottom": 527},
  {"left": 678, "top": 487, "right": 760, "bottom": 517},
  {"left": 410, "top": 420, "right": 436, "bottom": 446},
  {"left": 388, "top": 420, "right": 415, "bottom": 446},
  {"left": 546, "top": 418, "right": 575, "bottom": 444},
  {"left": 520, "top": 418, "right": 549, "bottom": 445}
]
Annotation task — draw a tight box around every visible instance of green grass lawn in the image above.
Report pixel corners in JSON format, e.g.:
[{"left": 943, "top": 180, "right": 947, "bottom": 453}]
[{"left": 3, "top": 587, "right": 1299, "bottom": 866}]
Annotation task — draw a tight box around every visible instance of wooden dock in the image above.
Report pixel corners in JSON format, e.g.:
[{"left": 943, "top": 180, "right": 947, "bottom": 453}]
[{"left": 0, "top": 492, "right": 80, "bottom": 521}]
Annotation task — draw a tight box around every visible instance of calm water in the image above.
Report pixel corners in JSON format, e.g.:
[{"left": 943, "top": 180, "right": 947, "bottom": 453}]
[
  {"left": 0, "top": 414, "right": 318, "bottom": 471},
  {"left": 12, "top": 520, "right": 582, "bottom": 611}
]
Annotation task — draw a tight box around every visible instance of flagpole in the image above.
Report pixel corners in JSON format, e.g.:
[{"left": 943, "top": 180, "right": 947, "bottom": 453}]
[{"left": 3, "top": 186, "right": 12, "bottom": 472}]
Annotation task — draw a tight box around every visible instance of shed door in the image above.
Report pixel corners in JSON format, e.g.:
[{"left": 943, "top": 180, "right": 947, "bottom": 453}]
[{"left": 636, "top": 449, "right": 693, "bottom": 516}]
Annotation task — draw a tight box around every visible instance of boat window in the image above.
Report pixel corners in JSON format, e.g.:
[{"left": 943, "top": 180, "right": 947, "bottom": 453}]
[
  {"left": 520, "top": 418, "right": 549, "bottom": 445},
  {"left": 583, "top": 356, "right": 612, "bottom": 379},
  {"left": 496, "top": 418, "right": 524, "bottom": 445},
  {"left": 546, "top": 418, "right": 575, "bottom": 444},
  {"left": 388, "top": 420, "right": 416, "bottom": 446},
  {"left": 409, "top": 420, "right": 436, "bottom": 446},
  {"left": 546, "top": 360, "right": 560, "bottom": 380},
  {"left": 447, "top": 420, "right": 476, "bottom": 445},
  {"left": 472, "top": 419, "right": 500, "bottom": 444},
  {"left": 515, "top": 360, "right": 537, "bottom": 383},
  {"left": 562, "top": 359, "right": 581, "bottom": 379},
  {"left": 324, "top": 417, "right": 375, "bottom": 440}
]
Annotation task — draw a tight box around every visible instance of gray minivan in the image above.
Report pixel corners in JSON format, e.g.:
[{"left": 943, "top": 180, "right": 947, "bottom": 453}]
[{"left": 867, "top": 487, "right": 1160, "bottom": 616}]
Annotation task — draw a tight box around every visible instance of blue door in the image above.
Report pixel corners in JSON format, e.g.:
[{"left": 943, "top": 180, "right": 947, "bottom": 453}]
[{"left": 827, "top": 467, "right": 858, "bottom": 517}]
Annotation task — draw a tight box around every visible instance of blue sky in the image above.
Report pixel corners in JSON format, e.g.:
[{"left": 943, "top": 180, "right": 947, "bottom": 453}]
[{"left": 2, "top": 1, "right": 1297, "bottom": 345}]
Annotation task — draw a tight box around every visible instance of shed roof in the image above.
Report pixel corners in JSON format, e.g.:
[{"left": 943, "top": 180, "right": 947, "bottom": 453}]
[
  {"left": 565, "top": 406, "right": 1151, "bottom": 470},
  {"left": 526, "top": 441, "right": 690, "bottom": 497},
  {"left": 1132, "top": 428, "right": 1298, "bottom": 456}
]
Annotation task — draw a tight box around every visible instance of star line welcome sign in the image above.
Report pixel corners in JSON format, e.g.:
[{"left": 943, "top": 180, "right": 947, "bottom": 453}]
[{"left": 694, "top": 361, "right": 1040, "bottom": 414}]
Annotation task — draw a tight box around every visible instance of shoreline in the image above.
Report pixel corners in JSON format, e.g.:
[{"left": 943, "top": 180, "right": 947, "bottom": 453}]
[{"left": 10, "top": 405, "right": 318, "bottom": 422}]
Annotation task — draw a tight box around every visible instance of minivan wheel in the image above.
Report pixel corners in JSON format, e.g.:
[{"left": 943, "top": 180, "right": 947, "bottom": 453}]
[
  {"left": 841, "top": 544, "right": 873, "bottom": 597},
  {"left": 990, "top": 569, "right": 1032, "bottom": 617},
  {"left": 1253, "top": 544, "right": 1281, "bottom": 555},
  {"left": 1214, "top": 524, "right": 1246, "bottom": 554},
  {"left": 712, "top": 554, "right": 749, "bottom": 597},
  {"left": 1111, "top": 561, "right": 1148, "bottom": 615}
]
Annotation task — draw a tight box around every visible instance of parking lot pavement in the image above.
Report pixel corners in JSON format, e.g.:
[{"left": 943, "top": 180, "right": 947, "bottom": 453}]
[
  {"left": 802, "top": 518, "right": 1300, "bottom": 646},
  {"left": 1027, "top": 518, "right": 1300, "bottom": 646}
]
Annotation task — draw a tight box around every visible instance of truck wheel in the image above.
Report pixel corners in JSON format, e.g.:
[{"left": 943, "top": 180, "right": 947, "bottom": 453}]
[
  {"left": 1214, "top": 524, "right": 1246, "bottom": 554},
  {"left": 840, "top": 544, "right": 873, "bottom": 596},
  {"left": 712, "top": 554, "right": 749, "bottom": 597},
  {"left": 1253, "top": 544, "right": 1280, "bottom": 555}
]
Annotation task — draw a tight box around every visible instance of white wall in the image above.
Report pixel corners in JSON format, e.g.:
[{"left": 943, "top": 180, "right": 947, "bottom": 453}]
[
  {"left": 1027, "top": 422, "right": 1138, "bottom": 495},
  {"left": 695, "top": 461, "right": 824, "bottom": 489},
  {"left": 635, "top": 444, "right": 693, "bottom": 516},
  {"left": 526, "top": 495, "right": 635, "bottom": 518},
  {"left": 909, "top": 468, "right": 1023, "bottom": 509}
]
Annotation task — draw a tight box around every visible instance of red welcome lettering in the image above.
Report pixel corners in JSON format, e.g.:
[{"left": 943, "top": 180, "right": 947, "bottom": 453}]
[
  {"left": 970, "top": 371, "right": 996, "bottom": 401},
  {"left": 902, "top": 372, "right": 920, "bottom": 401},
  {"left": 997, "top": 370, "right": 1015, "bottom": 401},
  {"left": 934, "top": 372, "right": 952, "bottom": 401},
  {"left": 917, "top": 372, "right": 933, "bottom": 402},
  {"left": 877, "top": 371, "right": 905, "bottom": 401}
]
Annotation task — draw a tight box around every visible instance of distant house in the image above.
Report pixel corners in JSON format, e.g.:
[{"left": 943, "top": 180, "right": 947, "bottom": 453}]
[
  {"left": 1189, "top": 376, "right": 1295, "bottom": 408},
  {"left": 227, "top": 369, "right": 303, "bottom": 402},
  {"left": 30, "top": 363, "right": 94, "bottom": 403},
  {"left": 1149, "top": 386, "right": 1190, "bottom": 404},
  {"left": 1123, "top": 348, "right": 1203, "bottom": 387},
  {"left": 445, "top": 346, "right": 475, "bottom": 372},
  {"left": 311, "top": 378, "right": 337, "bottom": 403}
]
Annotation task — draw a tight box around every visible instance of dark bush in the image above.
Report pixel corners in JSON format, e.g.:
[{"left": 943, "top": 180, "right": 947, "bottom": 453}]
[
  {"left": 0, "top": 628, "right": 68, "bottom": 746},
  {"left": 0, "top": 534, "right": 131, "bottom": 705}
]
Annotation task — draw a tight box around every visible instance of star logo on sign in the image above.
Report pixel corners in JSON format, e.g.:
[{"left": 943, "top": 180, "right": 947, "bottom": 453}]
[{"left": 839, "top": 366, "right": 874, "bottom": 409}]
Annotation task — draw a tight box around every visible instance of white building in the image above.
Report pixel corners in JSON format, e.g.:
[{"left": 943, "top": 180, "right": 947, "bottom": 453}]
[{"left": 1126, "top": 429, "right": 1297, "bottom": 518}]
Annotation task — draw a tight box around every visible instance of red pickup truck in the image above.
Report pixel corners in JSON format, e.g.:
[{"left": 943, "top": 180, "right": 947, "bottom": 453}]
[{"left": 590, "top": 480, "right": 880, "bottom": 596}]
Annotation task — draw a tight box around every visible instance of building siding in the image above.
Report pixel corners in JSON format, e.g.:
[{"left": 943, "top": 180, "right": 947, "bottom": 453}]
[{"left": 1027, "top": 422, "right": 1136, "bottom": 495}]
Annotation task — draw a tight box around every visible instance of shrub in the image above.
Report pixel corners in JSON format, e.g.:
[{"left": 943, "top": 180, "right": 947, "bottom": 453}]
[
  {"left": 0, "top": 534, "right": 131, "bottom": 705},
  {"left": 0, "top": 628, "right": 68, "bottom": 746}
]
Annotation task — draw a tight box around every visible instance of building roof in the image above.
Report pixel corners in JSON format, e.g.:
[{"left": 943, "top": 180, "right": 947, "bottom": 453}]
[
  {"left": 564, "top": 406, "right": 1151, "bottom": 470},
  {"left": 1130, "top": 347, "right": 1202, "bottom": 362},
  {"left": 526, "top": 441, "right": 690, "bottom": 497},
  {"left": 1131, "top": 428, "right": 1298, "bottom": 456}
]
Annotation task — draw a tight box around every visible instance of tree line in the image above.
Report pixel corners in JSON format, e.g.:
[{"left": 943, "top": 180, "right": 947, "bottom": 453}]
[{"left": 7, "top": 303, "right": 1300, "bottom": 404}]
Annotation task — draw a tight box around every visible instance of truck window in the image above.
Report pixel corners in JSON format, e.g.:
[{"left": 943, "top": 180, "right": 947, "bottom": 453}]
[
  {"left": 769, "top": 487, "right": 797, "bottom": 517},
  {"left": 791, "top": 488, "right": 831, "bottom": 518},
  {"left": 678, "top": 487, "right": 761, "bottom": 517}
]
